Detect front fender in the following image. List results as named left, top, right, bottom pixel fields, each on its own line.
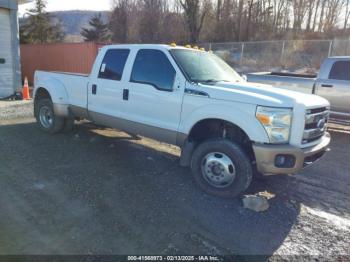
left=179, top=102, right=269, bottom=143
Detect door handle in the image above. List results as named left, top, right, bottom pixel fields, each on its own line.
left=321, top=84, right=333, bottom=88
left=123, top=89, right=129, bottom=100
left=92, top=84, right=97, bottom=94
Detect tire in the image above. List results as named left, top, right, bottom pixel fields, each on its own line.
left=35, top=98, right=65, bottom=134
left=191, top=139, right=252, bottom=198
left=62, top=114, right=75, bottom=133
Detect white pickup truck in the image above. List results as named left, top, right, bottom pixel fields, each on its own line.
left=34, top=44, right=331, bottom=198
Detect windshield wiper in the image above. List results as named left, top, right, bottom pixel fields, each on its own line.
left=191, top=79, right=231, bottom=84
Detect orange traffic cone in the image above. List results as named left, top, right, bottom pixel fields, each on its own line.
left=22, top=77, right=31, bottom=100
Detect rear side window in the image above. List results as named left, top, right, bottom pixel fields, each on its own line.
left=98, top=49, right=130, bottom=81
left=329, top=61, right=350, bottom=81
left=130, top=49, right=176, bottom=91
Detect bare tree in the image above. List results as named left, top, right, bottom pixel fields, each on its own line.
left=292, top=0, right=308, bottom=32
left=323, top=0, right=343, bottom=33
left=214, top=0, right=223, bottom=41
left=179, top=0, right=209, bottom=43
left=236, top=0, right=244, bottom=41
left=106, top=0, right=348, bottom=45
left=272, top=0, right=287, bottom=33
left=138, top=0, right=163, bottom=43
left=305, top=0, right=315, bottom=31
left=246, top=0, right=255, bottom=40
left=311, top=0, right=321, bottom=31
left=344, top=0, right=350, bottom=32
left=318, top=0, right=327, bottom=32
left=109, top=0, right=131, bottom=43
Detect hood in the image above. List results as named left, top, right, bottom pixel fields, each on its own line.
left=196, top=81, right=329, bottom=108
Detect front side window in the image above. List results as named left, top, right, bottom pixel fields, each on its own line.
left=329, top=61, right=350, bottom=81
left=130, top=49, right=176, bottom=91
left=98, top=49, right=130, bottom=81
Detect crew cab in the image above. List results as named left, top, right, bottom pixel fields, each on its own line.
left=34, top=44, right=331, bottom=198
left=246, top=57, right=350, bottom=124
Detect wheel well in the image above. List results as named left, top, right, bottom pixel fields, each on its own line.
left=35, top=87, right=51, bottom=102
left=34, top=88, right=51, bottom=115
left=188, top=119, right=255, bottom=161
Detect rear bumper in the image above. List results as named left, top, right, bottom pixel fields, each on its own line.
left=253, top=132, right=331, bottom=175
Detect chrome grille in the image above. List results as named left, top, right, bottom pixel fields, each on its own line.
left=302, top=107, right=329, bottom=144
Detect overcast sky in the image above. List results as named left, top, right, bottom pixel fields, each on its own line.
left=18, top=0, right=112, bottom=16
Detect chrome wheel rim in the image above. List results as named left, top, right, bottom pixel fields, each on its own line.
left=39, top=106, right=54, bottom=129
left=201, top=152, right=236, bottom=188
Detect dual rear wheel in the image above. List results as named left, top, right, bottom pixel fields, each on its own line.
left=35, top=98, right=74, bottom=134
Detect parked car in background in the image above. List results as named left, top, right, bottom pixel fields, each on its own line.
left=246, top=57, right=350, bottom=123
left=33, top=44, right=330, bottom=198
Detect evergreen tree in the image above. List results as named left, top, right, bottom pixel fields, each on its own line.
left=81, top=13, right=110, bottom=42
left=20, top=0, right=65, bottom=44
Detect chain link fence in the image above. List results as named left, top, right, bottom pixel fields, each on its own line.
left=202, top=38, right=350, bottom=74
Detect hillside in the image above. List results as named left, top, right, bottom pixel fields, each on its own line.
left=20, top=10, right=110, bottom=42
left=52, top=10, right=110, bottom=36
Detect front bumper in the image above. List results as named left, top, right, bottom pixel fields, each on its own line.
left=253, top=132, right=331, bottom=175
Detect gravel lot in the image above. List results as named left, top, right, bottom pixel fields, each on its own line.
left=0, top=104, right=349, bottom=256
left=0, top=100, right=33, bottom=120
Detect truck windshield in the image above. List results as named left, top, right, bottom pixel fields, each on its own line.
left=170, top=49, right=243, bottom=84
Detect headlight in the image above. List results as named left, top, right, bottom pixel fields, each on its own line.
left=256, top=106, right=292, bottom=144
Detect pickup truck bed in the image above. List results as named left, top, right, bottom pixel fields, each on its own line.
left=35, top=71, right=88, bottom=112
left=246, top=72, right=316, bottom=94
left=51, top=72, right=90, bottom=77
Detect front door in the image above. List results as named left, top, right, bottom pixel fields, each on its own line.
left=121, top=49, right=184, bottom=145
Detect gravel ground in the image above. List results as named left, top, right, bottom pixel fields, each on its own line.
left=0, top=100, right=33, bottom=120
left=0, top=111, right=349, bottom=257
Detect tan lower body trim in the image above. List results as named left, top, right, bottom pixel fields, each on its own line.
left=88, top=111, right=187, bottom=147
left=253, top=133, right=330, bottom=175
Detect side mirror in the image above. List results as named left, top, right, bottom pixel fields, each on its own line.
left=242, top=74, right=247, bottom=82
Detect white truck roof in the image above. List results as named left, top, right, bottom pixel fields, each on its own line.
left=100, top=44, right=203, bottom=52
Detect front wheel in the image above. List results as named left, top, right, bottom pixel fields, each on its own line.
left=191, top=139, right=252, bottom=198
left=35, top=98, right=65, bottom=134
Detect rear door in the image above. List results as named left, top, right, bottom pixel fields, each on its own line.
left=88, top=48, right=130, bottom=121
left=315, top=60, right=350, bottom=115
